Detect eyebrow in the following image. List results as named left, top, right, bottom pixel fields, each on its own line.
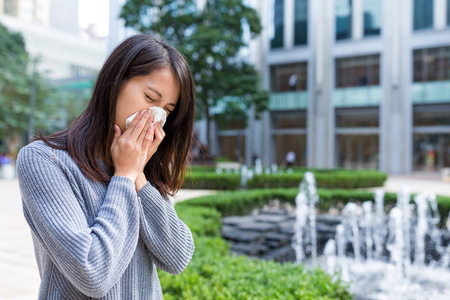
left=147, top=86, right=177, bottom=107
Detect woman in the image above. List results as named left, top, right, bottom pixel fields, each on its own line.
left=16, top=34, right=195, bottom=299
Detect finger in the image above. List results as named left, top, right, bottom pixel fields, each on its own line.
left=137, top=115, right=153, bottom=145
left=121, top=110, right=145, bottom=140
left=111, top=124, right=121, bottom=150
left=142, top=122, right=156, bottom=150
left=128, top=110, right=153, bottom=142
left=153, top=122, right=165, bottom=144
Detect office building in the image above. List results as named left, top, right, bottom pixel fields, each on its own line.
left=211, top=0, right=450, bottom=174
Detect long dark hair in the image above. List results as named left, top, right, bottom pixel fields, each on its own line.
left=33, top=34, right=195, bottom=198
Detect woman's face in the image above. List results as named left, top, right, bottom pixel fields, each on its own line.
left=115, top=67, right=180, bottom=133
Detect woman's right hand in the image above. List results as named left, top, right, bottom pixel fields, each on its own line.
left=111, top=109, right=156, bottom=182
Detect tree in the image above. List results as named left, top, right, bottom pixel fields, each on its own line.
left=120, top=0, right=269, bottom=149
left=0, top=22, right=57, bottom=156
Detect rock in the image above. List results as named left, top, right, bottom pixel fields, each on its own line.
left=254, top=214, right=287, bottom=224
left=287, top=211, right=296, bottom=220
left=237, top=221, right=277, bottom=232
left=278, top=220, right=296, bottom=235
left=261, top=245, right=296, bottom=262
left=264, top=232, right=292, bottom=242
left=221, top=225, right=235, bottom=233
left=316, top=214, right=344, bottom=226
left=221, top=230, right=263, bottom=243
left=259, top=208, right=288, bottom=215
left=231, top=242, right=269, bottom=255
left=222, top=215, right=256, bottom=226
left=316, top=223, right=337, bottom=235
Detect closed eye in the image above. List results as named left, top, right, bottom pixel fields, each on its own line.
left=145, top=93, right=173, bottom=114
left=145, top=93, right=156, bottom=102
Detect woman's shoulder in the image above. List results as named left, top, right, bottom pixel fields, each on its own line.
left=18, top=140, right=70, bottom=166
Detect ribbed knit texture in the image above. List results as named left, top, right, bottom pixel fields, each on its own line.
left=16, top=140, right=195, bottom=299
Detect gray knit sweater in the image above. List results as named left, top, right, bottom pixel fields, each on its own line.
left=16, top=140, right=194, bottom=299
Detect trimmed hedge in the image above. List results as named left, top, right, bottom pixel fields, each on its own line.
left=157, top=235, right=351, bottom=299
left=183, top=169, right=387, bottom=190
left=156, top=198, right=352, bottom=299
left=247, top=171, right=387, bottom=189
left=176, top=188, right=450, bottom=223
left=183, top=172, right=241, bottom=190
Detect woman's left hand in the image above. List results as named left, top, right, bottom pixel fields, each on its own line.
left=135, top=122, right=165, bottom=192
left=145, top=122, right=165, bottom=164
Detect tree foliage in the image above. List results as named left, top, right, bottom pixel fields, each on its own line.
left=0, top=22, right=56, bottom=155
left=120, top=0, right=269, bottom=146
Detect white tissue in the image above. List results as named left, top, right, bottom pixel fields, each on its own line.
left=125, top=107, right=167, bottom=129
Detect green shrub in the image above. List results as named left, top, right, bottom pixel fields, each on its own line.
left=247, top=171, right=387, bottom=189
left=175, top=205, right=222, bottom=237
left=183, top=172, right=241, bottom=190
left=177, top=188, right=450, bottom=222
left=158, top=236, right=352, bottom=300
left=183, top=169, right=387, bottom=190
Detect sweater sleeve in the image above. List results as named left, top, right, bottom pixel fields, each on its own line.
left=136, top=182, right=194, bottom=274
left=16, top=146, right=140, bottom=298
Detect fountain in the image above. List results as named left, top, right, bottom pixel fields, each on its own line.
left=292, top=172, right=318, bottom=263
left=293, top=173, right=450, bottom=299
left=255, top=158, right=263, bottom=175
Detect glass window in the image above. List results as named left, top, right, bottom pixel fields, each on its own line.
left=4, top=0, right=19, bottom=16
left=414, top=0, right=434, bottom=31
left=219, top=135, right=246, bottom=163
left=336, top=134, right=379, bottom=169
left=271, top=62, right=308, bottom=92
left=336, top=0, right=352, bottom=40
left=271, top=0, right=284, bottom=49
left=363, top=0, right=381, bottom=36
left=294, top=0, right=308, bottom=45
left=413, top=105, right=450, bottom=126
left=413, top=47, right=450, bottom=82
left=335, top=54, right=380, bottom=88
left=448, top=0, right=450, bottom=26
left=273, top=135, right=307, bottom=167
left=413, top=134, right=450, bottom=172
left=336, top=108, right=379, bottom=128
left=273, top=112, right=307, bottom=129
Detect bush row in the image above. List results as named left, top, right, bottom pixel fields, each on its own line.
left=176, top=188, right=450, bottom=222
left=157, top=235, right=351, bottom=299
left=183, top=170, right=387, bottom=190
left=247, top=171, right=387, bottom=189
left=156, top=201, right=352, bottom=299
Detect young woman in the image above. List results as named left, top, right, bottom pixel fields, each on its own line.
left=16, top=34, right=195, bottom=299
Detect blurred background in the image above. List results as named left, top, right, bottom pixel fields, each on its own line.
left=1, top=1, right=450, bottom=299
left=0, top=0, right=449, bottom=177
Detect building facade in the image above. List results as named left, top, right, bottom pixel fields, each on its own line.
left=211, top=0, right=450, bottom=175
left=0, top=0, right=107, bottom=80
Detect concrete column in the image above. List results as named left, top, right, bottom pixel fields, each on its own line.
left=380, top=0, right=413, bottom=174
left=435, top=0, right=447, bottom=30
left=353, top=0, right=364, bottom=40
left=262, top=110, right=272, bottom=166
left=284, top=0, right=295, bottom=48
left=309, top=0, right=334, bottom=168
left=245, top=105, right=255, bottom=165
left=209, top=119, right=220, bottom=156
left=261, top=0, right=272, bottom=166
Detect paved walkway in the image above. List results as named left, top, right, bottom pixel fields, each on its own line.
left=382, top=174, right=450, bottom=197
left=0, top=175, right=448, bottom=299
